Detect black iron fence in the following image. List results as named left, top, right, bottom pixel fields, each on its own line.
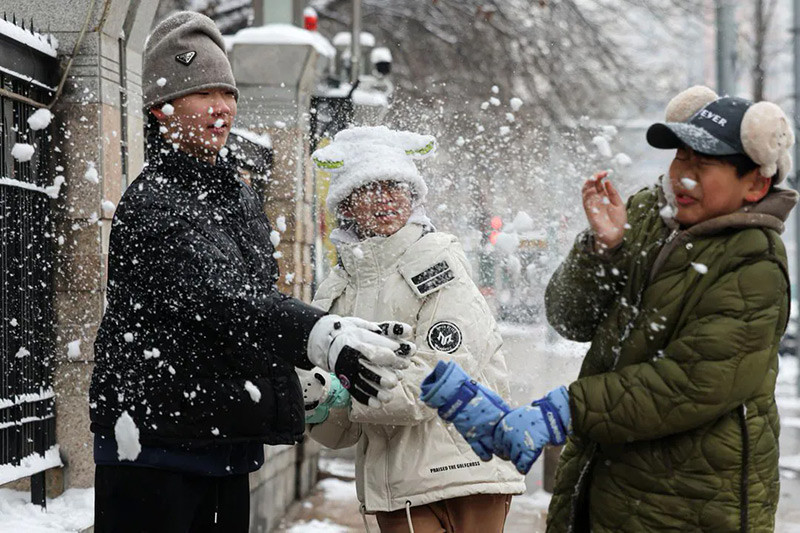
left=0, top=20, right=59, bottom=506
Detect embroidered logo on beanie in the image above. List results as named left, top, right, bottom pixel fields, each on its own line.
left=175, top=51, right=197, bottom=66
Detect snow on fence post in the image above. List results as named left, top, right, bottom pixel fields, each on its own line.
left=0, top=13, right=60, bottom=508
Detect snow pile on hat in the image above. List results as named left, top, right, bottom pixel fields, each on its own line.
left=647, top=85, right=794, bottom=183
left=312, top=126, right=436, bottom=213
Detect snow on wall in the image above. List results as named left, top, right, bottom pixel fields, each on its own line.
left=229, top=24, right=335, bottom=58
left=0, top=18, right=58, bottom=57
left=0, top=445, right=62, bottom=485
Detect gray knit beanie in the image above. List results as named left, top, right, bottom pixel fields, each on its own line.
left=142, top=11, right=238, bottom=111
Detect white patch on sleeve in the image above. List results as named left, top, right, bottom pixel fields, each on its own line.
left=244, top=381, right=262, bottom=403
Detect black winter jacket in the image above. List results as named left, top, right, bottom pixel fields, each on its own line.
left=90, top=146, right=325, bottom=448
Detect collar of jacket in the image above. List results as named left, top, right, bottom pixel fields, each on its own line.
left=150, top=139, right=241, bottom=201
left=337, top=224, right=426, bottom=283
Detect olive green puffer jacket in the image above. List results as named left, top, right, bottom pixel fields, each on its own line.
left=545, top=182, right=797, bottom=533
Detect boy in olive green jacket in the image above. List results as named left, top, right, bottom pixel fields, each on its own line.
left=420, top=86, right=797, bottom=532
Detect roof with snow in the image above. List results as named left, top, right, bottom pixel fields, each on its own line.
left=333, top=31, right=375, bottom=48
left=228, top=24, right=335, bottom=58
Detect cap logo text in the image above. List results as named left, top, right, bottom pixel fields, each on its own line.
left=699, top=109, right=727, bottom=127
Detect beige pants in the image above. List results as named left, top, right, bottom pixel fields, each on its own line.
left=375, top=494, right=513, bottom=533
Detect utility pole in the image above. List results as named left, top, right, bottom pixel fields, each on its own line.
left=351, top=0, right=362, bottom=85
left=716, top=0, right=737, bottom=95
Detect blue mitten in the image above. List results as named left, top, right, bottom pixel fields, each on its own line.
left=420, top=361, right=511, bottom=461
left=493, top=386, right=571, bottom=474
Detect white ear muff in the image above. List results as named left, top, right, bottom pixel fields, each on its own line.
left=741, top=101, right=794, bottom=183
left=664, top=85, right=718, bottom=123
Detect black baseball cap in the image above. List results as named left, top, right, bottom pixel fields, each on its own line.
left=646, top=96, right=753, bottom=156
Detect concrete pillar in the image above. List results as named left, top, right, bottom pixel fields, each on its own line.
left=0, top=0, right=158, bottom=492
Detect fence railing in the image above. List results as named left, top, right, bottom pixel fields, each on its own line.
left=0, top=18, right=59, bottom=507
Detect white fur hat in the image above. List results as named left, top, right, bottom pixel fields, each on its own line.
left=647, top=85, right=794, bottom=183
left=312, top=126, right=436, bottom=213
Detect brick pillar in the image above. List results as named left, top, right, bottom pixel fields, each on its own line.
left=2, top=0, right=158, bottom=492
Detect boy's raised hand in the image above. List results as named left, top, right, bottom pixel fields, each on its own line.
left=582, top=171, right=627, bottom=251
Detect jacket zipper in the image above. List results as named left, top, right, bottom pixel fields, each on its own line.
left=569, top=225, right=681, bottom=531
left=738, top=404, right=750, bottom=533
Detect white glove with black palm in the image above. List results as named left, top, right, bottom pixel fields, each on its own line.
left=307, top=315, right=415, bottom=406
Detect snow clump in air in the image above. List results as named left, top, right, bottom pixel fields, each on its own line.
left=15, top=347, right=30, bottom=358
left=691, top=263, right=708, bottom=274
left=101, top=200, right=116, bottom=217
left=84, top=163, right=99, bottom=184
left=11, top=143, right=35, bottom=162
left=494, top=232, right=520, bottom=255
left=276, top=215, right=287, bottom=232
left=270, top=230, right=281, bottom=247
left=67, top=340, right=81, bottom=360
left=612, top=153, right=632, bottom=167
left=161, top=103, right=175, bottom=116
left=510, top=211, right=534, bottom=233
left=591, top=136, right=612, bottom=158
left=509, top=97, right=523, bottom=111
left=244, top=381, right=262, bottom=403
left=681, top=177, right=697, bottom=190
left=115, top=411, right=142, bottom=461
left=156, top=77, right=167, bottom=87
left=27, top=108, right=53, bottom=130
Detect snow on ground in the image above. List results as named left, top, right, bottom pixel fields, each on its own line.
left=0, top=488, right=93, bottom=533
left=317, top=478, right=357, bottom=502
left=319, top=457, right=356, bottom=480
left=286, top=519, right=348, bottom=533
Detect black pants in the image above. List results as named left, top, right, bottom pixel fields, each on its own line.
left=94, top=465, right=250, bottom=533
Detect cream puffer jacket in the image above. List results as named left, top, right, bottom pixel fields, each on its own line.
left=308, top=224, right=526, bottom=513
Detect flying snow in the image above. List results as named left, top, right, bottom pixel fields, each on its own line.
left=11, top=143, right=35, bottom=162
left=27, top=108, right=53, bottom=130
left=276, top=216, right=287, bottom=232
left=509, top=97, right=523, bottom=111
left=161, top=103, right=175, bottom=116
left=691, top=263, right=708, bottom=274
left=591, top=136, right=612, bottom=159
left=270, top=230, right=281, bottom=247
left=101, top=200, right=116, bottom=217
left=15, top=347, right=30, bottom=358
left=244, top=381, right=262, bottom=403
left=681, top=177, right=697, bottom=190
left=156, top=77, right=167, bottom=87
left=84, top=163, right=99, bottom=184
left=67, top=340, right=81, bottom=360
left=114, top=411, right=142, bottom=461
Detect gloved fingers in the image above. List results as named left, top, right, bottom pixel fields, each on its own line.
left=512, top=446, right=542, bottom=475
left=377, top=321, right=415, bottom=341
left=353, top=339, right=410, bottom=370
left=469, top=440, right=494, bottom=462
left=352, top=379, right=382, bottom=407
left=353, top=328, right=405, bottom=352
left=338, top=315, right=382, bottom=331
left=348, top=384, right=372, bottom=406
left=359, top=361, right=399, bottom=389
left=394, top=341, right=416, bottom=358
